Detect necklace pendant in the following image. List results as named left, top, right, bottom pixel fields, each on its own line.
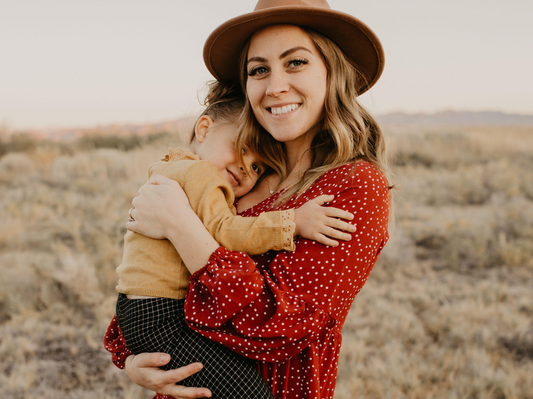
left=269, top=189, right=275, bottom=194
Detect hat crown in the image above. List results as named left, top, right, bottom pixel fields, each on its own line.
left=205, top=0, right=383, bottom=95
left=254, top=0, right=331, bottom=12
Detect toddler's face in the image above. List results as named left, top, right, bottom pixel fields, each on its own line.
left=195, top=120, right=265, bottom=198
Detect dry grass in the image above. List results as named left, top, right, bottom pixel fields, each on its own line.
left=0, top=126, right=532, bottom=398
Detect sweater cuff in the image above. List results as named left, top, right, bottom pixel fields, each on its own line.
left=281, top=209, right=296, bottom=252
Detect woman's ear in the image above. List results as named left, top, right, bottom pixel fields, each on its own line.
left=194, top=115, right=215, bottom=143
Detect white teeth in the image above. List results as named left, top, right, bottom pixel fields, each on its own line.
left=270, top=104, right=299, bottom=115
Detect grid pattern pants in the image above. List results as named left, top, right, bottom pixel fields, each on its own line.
left=116, top=294, right=274, bottom=399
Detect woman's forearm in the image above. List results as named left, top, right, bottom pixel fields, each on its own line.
left=129, top=174, right=220, bottom=274
left=165, top=206, right=220, bottom=274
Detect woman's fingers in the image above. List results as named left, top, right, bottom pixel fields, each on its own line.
left=126, top=201, right=138, bottom=231
left=125, top=354, right=212, bottom=398
left=146, top=173, right=176, bottom=186
left=157, top=363, right=212, bottom=399
left=128, top=352, right=170, bottom=368
left=162, top=385, right=213, bottom=398
left=156, top=364, right=212, bottom=399
left=161, top=361, right=204, bottom=383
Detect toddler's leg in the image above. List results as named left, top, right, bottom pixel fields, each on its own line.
left=116, top=295, right=273, bottom=399
left=164, top=300, right=274, bottom=399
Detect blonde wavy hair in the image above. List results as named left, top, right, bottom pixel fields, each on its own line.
left=235, top=26, right=393, bottom=204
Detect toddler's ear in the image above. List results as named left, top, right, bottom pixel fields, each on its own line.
left=194, top=115, right=214, bottom=143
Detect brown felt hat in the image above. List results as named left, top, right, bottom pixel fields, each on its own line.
left=203, top=0, right=385, bottom=95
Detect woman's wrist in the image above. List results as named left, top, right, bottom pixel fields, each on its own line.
left=166, top=208, right=220, bottom=275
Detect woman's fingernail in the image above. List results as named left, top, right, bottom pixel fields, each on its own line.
left=195, top=363, right=203, bottom=371
left=159, top=354, right=168, bottom=364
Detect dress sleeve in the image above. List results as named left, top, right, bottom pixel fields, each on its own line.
left=103, top=315, right=175, bottom=399
left=103, top=314, right=132, bottom=369
left=185, top=164, right=390, bottom=363
left=185, top=247, right=336, bottom=363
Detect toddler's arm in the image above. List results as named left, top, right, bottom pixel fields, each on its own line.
left=146, top=159, right=353, bottom=257
left=158, top=160, right=293, bottom=255
left=293, top=195, right=356, bottom=247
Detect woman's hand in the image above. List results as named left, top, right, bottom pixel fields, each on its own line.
left=127, top=174, right=219, bottom=274
left=293, top=194, right=356, bottom=247
left=125, top=353, right=212, bottom=398
left=127, top=174, right=191, bottom=240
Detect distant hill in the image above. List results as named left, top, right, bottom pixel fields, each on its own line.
left=9, top=117, right=196, bottom=142
left=377, top=110, right=533, bottom=126
left=6, top=110, right=533, bottom=142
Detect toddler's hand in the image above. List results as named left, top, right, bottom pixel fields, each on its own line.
left=293, top=195, right=356, bottom=247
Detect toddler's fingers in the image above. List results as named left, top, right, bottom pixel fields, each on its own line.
left=310, top=194, right=335, bottom=205
left=324, top=207, right=354, bottom=220
left=325, top=218, right=356, bottom=233
left=314, top=234, right=339, bottom=247
left=321, top=226, right=352, bottom=242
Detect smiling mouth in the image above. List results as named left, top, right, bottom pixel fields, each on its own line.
left=227, top=170, right=240, bottom=186
left=269, top=104, right=300, bottom=115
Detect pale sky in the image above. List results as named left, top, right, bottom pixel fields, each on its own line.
left=1, top=0, right=532, bottom=129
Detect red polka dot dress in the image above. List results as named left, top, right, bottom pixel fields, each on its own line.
left=184, top=161, right=390, bottom=399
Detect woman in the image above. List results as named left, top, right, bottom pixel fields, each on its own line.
left=105, top=0, right=391, bottom=398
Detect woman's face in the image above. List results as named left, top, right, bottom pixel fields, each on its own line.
left=246, top=25, right=328, bottom=146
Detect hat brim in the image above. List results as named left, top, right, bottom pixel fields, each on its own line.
left=204, top=6, right=384, bottom=95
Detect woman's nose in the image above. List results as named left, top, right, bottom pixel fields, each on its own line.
left=265, top=71, right=289, bottom=97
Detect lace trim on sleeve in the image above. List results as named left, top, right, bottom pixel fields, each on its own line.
left=281, top=209, right=296, bottom=251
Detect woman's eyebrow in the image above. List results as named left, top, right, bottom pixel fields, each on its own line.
left=247, top=46, right=313, bottom=64
left=279, top=46, right=312, bottom=59
left=247, top=56, right=267, bottom=64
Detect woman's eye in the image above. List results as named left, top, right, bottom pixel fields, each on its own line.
left=252, top=164, right=261, bottom=174
left=248, top=66, right=268, bottom=76
left=289, top=58, right=308, bottom=68
left=241, top=147, right=246, bottom=154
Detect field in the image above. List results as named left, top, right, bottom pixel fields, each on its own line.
left=0, top=125, right=532, bottom=398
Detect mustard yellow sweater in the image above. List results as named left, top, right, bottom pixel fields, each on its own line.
left=116, top=148, right=295, bottom=300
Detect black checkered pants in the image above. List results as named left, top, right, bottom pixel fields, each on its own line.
left=116, top=294, right=273, bottom=399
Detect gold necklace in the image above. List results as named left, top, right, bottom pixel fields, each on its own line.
left=267, top=175, right=278, bottom=195
left=268, top=170, right=303, bottom=195
left=268, top=152, right=308, bottom=195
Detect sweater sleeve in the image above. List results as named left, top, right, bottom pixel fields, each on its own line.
left=184, top=163, right=390, bottom=363
left=159, top=160, right=296, bottom=253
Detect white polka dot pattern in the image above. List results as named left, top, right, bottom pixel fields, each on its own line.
left=185, top=161, right=390, bottom=399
